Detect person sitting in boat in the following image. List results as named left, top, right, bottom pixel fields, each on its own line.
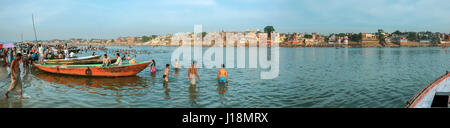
left=58, top=52, right=64, bottom=59
left=113, top=53, right=122, bottom=66
left=102, top=54, right=111, bottom=67
left=69, top=52, right=75, bottom=58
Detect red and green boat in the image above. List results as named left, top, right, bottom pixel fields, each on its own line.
left=34, top=61, right=151, bottom=77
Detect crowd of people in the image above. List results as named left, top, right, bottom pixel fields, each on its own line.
left=2, top=44, right=230, bottom=99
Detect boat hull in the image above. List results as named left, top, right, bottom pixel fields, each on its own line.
left=34, top=62, right=150, bottom=77
left=406, top=71, right=450, bottom=108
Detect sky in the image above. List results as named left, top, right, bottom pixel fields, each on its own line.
left=1, top=0, right=450, bottom=42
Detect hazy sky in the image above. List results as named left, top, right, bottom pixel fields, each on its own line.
left=1, top=0, right=449, bottom=42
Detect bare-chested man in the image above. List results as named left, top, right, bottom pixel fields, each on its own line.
left=163, top=64, right=170, bottom=82
left=217, top=64, right=228, bottom=83
left=188, top=61, right=200, bottom=85
left=4, top=53, right=23, bottom=99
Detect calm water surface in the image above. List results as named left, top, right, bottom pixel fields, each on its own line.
left=0, top=47, right=448, bottom=108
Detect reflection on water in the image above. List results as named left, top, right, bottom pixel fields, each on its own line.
left=163, top=82, right=170, bottom=100
left=189, top=84, right=198, bottom=106
left=31, top=68, right=148, bottom=97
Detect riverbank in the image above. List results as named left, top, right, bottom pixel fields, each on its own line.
left=35, top=41, right=450, bottom=48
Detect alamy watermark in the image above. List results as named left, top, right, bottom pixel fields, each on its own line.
left=170, top=25, right=279, bottom=79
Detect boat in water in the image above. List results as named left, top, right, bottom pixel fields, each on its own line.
left=44, top=55, right=101, bottom=64
left=44, top=58, right=117, bottom=65
left=405, top=71, right=450, bottom=108
left=34, top=61, right=151, bottom=77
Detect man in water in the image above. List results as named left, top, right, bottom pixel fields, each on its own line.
left=102, top=54, right=111, bottom=67
left=92, top=52, right=96, bottom=56
left=188, top=61, right=200, bottom=85
left=113, top=53, right=122, bottom=66
left=174, top=59, right=180, bottom=69
left=4, top=53, right=23, bottom=99
left=163, top=64, right=170, bottom=82
left=217, top=64, right=228, bottom=83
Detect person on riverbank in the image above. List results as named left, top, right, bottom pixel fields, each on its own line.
left=217, top=64, right=228, bottom=83
left=188, top=61, right=200, bottom=85
left=163, top=64, right=170, bottom=82
left=102, top=54, right=111, bottom=67
left=4, top=53, right=23, bottom=99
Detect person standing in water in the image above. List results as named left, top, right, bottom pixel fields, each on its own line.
left=150, top=59, right=156, bottom=73
left=163, top=64, right=170, bottom=82
left=188, top=61, right=200, bottom=85
left=4, top=53, right=23, bottom=99
left=217, top=64, right=228, bottom=83
left=173, top=59, right=180, bottom=69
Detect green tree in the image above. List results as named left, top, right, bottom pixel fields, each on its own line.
left=202, top=32, right=208, bottom=38
left=151, top=35, right=158, bottom=39
left=304, top=34, right=313, bottom=39
left=393, top=30, right=402, bottom=35
left=349, top=33, right=361, bottom=42
left=264, top=26, right=275, bottom=38
left=407, top=32, right=418, bottom=41
left=142, top=36, right=150, bottom=42
left=337, top=33, right=346, bottom=37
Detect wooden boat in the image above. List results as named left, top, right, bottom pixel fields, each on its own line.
left=405, top=71, right=450, bottom=108
left=34, top=61, right=151, bottom=77
left=44, top=58, right=117, bottom=65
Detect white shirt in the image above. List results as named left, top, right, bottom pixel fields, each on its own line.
left=114, top=56, right=122, bottom=66
left=38, top=46, right=44, bottom=55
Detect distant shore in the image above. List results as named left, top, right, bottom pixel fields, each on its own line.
left=36, top=42, right=449, bottom=48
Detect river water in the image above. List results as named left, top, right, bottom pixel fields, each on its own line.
left=0, top=47, right=448, bottom=108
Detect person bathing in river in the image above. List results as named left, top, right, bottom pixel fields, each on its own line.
left=188, top=61, right=200, bottom=85
left=163, top=64, right=170, bottom=82
left=217, top=64, right=228, bottom=83
left=4, top=53, right=23, bottom=99
left=173, top=59, right=180, bottom=69
left=150, top=59, right=156, bottom=73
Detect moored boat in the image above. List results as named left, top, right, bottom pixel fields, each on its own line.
left=405, top=71, right=450, bottom=108
left=44, top=58, right=117, bottom=65
left=45, top=55, right=101, bottom=63
left=34, top=61, right=151, bottom=77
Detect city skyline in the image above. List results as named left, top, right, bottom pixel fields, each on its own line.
left=1, top=0, right=450, bottom=42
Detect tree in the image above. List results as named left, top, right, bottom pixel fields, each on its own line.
left=151, top=35, right=158, bottom=39
left=202, top=32, right=208, bottom=38
left=393, top=30, right=402, bottom=35
left=349, top=33, right=361, bottom=42
left=142, top=36, right=150, bottom=42
left=407, top=32, right=418, bottom=41
left=304, top=34, right=313, bottom=39
left=264, top=26, right=275, bottom=38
